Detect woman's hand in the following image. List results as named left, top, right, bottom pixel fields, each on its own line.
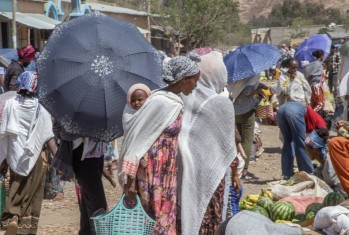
left=124, top=177, right=137, bottom=208
left=231, top=165, right=241, bottom=194
left=232, top=174, right=241, bottom=194
left=140, top=157, right=148, bottom=168
left=251, top=89, right=266, bottom=98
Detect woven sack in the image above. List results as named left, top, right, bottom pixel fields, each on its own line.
left=256, top=99, right=274, bottom=119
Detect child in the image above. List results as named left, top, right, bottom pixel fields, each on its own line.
left=120, top=83, right=152, bottom=207
left=127, top=83, right=151, bottom=111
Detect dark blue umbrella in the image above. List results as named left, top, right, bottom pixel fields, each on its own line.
left=294, top=34, right=331, bottom=65
left=224, top=43, right=281, bottom=83
left=37, top=12, right=164, bottom=142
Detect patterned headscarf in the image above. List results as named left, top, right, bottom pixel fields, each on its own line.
left=17, top=45, right=36, bottom=61
left=162, top=56, right=200, bottom=84
left=305, top=130, right=327, bottom=159
left=186, top=51, right=201, bottom=62
left=18, top=71, right=38, bottom=94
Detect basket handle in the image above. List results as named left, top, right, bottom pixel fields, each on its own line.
left=120, top=194, right=141, bottom=210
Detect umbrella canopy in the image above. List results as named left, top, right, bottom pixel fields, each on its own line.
left=37, top=12, right=164, bottom=142
left=294, top=34, right=332, bottom=65
left=223, top=43, right=281, bottom=83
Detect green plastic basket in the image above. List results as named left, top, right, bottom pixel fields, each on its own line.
left=0, top=174, right=6, bottom=216
left=93, top=194, right=155, bottom=235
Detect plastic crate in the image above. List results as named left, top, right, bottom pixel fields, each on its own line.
left=0, top=174, right=6, bottom=216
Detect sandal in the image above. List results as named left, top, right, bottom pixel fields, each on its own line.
left=242, top=172, right=259, bottom=180
left=5, top=216, right=18, bottom=235
left=241, top=174, right=252, bottom=180
left=53, top=193, right=64, bottom=201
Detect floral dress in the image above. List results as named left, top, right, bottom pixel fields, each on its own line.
left=199, top=157, right=240, bottom=234
left=137, top=114, right=182, bottom=235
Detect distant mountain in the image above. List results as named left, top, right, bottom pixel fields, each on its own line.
left=237, top=0, right=349, bottom=23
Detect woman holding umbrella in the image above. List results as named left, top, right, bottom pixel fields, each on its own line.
left=224, top=43, right=282, bottom=180
left=231, top=79, right=266, bottom=179
left=119, top=56, right=200, bottom=234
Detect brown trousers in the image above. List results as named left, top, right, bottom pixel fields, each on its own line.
left=2, top=156, right=47, bottom=234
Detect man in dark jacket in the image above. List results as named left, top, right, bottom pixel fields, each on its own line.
left=4, top=45, right=35, bottom=92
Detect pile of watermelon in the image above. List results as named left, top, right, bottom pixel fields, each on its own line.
left=242, top=191, right=346, bottom=225
left=301, top=192, right=345, bottom=222
left=247, top=195, right=296, bottom=222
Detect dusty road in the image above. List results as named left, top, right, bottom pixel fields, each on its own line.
left=1, top=124, right=324, bottom=234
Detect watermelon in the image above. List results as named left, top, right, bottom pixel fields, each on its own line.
left=256, top=196, right=274, bottom=216
left=305, top=211, right=316, bottom=220
left=247, top=205, right=269, bottom=218
left=294, top=214, right=305, bottom=221
left=323, top=192, right=345, bottom=207
left=270, top=202, right=295, bottom=221
left=304, top=202, right=323, bottom=220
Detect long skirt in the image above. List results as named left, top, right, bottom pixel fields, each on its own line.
left=328, top=136, right=349, bottom=194
left=198, top=156, right=241, bottom=234
left=136, top=115, right=182, bottom=235
left=199, top=179, right=225, bottom=234
left=1, top=156, right=46, bottom=234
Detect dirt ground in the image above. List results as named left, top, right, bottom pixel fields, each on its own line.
left=0, top=124, right=325, bottom=234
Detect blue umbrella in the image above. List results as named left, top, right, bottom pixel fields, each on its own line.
left=37, top=12, right=164, bottom=142
left=224, top=43, right=281, bottom=83
left=294, top=34, right=331, bottom=65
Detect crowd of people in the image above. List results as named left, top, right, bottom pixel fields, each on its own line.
left=0, top=39, right=348, bottom=235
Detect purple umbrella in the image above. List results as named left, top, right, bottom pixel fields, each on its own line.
left=294, top=34, right=332, bottom=65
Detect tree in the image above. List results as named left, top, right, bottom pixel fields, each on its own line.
left=252, top=0, right=345, bottom=28
left=249, top=16, right=269, bottom=28
left=98, top=0, right=149, bottom=11
left=153, top=0, right=239, bottom=54
left=343, top=12, right=349, bottom=32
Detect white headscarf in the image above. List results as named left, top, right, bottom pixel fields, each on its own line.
left=227, top=75, right=260, bottom=102
left=178, top=51, right=236, bottom=234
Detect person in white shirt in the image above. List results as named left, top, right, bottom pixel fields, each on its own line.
left=0, top=71, right=57, bottom=235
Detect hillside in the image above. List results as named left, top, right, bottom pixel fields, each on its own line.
left=238, top=0, right=349, bottom=23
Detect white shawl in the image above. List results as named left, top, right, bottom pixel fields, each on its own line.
left=118, top=90, right=183, bottom=185
left=178, top=51, right=236, bottom=235
left=0, top=96, right=54, bottom=176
